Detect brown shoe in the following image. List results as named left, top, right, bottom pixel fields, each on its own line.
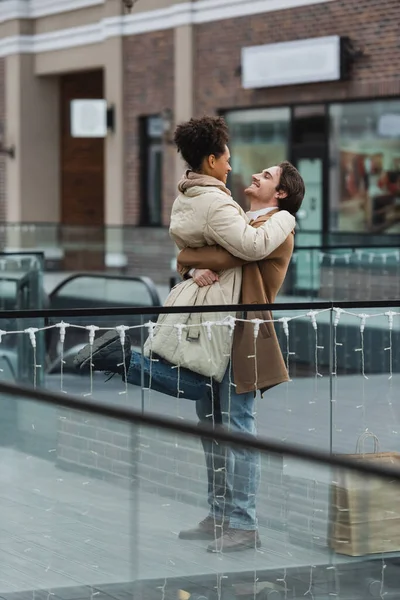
left=178, top=516, right=228, bottom=540
left=207, top=528, right=261, bottom=553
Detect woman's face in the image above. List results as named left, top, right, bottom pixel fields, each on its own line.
left=204, top=145, right=232, bottom=184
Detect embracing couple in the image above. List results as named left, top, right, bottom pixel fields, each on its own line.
left=74, top=116, right=305, bottom=553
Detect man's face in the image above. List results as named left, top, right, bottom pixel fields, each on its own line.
left=245, top=165, right=282, bottom=204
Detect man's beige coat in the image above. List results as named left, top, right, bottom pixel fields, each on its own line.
left=144, top=173, right=295, bottom=382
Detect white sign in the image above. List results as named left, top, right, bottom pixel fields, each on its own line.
left=70, top=99, right=108, bottom=138
left=378, top=114, right=400, bottom=138
left=242, top=35, right=342, bottom=89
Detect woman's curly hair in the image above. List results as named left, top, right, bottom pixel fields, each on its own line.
left=174, top=116, right=229, bottom=171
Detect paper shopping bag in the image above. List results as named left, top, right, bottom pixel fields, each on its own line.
left=330, top=432, right=400, bottom=556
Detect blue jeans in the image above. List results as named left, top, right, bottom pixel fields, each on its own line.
left=196, top=366, right=261, bottom=531
left=126, top=351, right=210, bottom=401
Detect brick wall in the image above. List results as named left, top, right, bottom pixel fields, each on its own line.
left=124, top=30, right=175, bottom=227
left=0, top=58, right=6, bottom=233
left=194, top=0, right=400, bottom=115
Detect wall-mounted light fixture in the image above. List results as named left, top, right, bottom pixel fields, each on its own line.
left=122, top=0, right=139, bottom=12
left=107, top=105, right=115, bottom=132
left=0, top=124, right=15, bottom=158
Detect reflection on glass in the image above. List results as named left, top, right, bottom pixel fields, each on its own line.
left=1, top=386, right=400, bottom=598
left=285, top=246, right=400, bottom=300
left=330, top=100, right=400, bottom=234
left=226, top=108, right=290, bottom=208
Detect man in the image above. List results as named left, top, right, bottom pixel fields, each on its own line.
left=175, top=161, right=304, bottom=552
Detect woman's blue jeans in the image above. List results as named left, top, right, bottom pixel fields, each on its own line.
left=126, top=350, right=210, bottom=401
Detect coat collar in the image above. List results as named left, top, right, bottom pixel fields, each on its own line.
left=249, top=207, right=279, bottom=225
left=250, top=208, right=295, bottom=235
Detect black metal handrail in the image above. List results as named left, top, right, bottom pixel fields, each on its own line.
left=293, top=244, right=400, bottom=252
left=0, top=378, right=399, bottom=484
left=0, top=298, right=397, bottom=321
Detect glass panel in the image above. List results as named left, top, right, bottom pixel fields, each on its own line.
left=50, top=274, right=160, bottom=308
left=0, top=252, right=44, bottom=310
left=0, top=302, right=397, bottom=449
left=226, top=108, right=290, bottom=208
left=329, top=100, right=400, bottom=234
left=1, top=380, right=400, bottom=598
left=0, top=398, right=136, bottom=593
left=2, top=223, right=399, bottom=298
left=285, top=247, right=400, bottom=300
left=147, top=143, right=163, bottom=226
left=147, top=115, right=164, bottom=138
left=133, top=425, right=400, bottom=600
left=294, top=158, right=323, bottom=292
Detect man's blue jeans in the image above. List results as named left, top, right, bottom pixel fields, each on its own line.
left=196, top=366, right=261, bottom=531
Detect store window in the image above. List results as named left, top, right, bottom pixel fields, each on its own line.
left=329, top=101, right=400, bottom=234
left=140, top=115, right=163, bottom=226
left=225, top=108, right=290, bottom=208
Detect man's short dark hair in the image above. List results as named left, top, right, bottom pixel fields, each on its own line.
left=174, top=116, right=229, bottom=172
left=276, top=161, right=305, bottom=215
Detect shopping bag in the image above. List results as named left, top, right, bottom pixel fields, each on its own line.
left=330, top=432, right=400, bottom=556
left=125, top=350, right=211, bottom=401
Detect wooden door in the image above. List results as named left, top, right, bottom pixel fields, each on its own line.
left=60, top=70, right=105, bottom=270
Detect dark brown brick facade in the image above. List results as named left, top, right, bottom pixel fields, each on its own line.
left=0, top=58, right=6, bottom=229
left=194, top=0, right=400, bottom=115
left=124, top=30, right=175, bottom=227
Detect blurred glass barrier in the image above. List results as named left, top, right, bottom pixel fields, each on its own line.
left=1, top=373, right=400, bottom=599
left=286, top=246, right=400, bottom=299
left=1, top=222, right=400, bottom=297
left=0, top=299, right=398, bottom=461
left=0, top=223, right=176, bottom=285
left=0, top=251, right=44, bottom=310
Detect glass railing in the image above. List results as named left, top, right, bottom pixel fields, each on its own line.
left=295, top=229, right=400, bottom=248
left=1, top=223, right=176, bottom=283
left=0, top=251, right=44, bottom=310
left=2, top=223, right=400, bottom=294
left=0, top=374, right=400, bottom=599
left=286, top=246, right=400, bottom=299
left=0, top=299, right=398, bottom=450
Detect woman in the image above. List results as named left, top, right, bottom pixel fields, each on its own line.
left=142, top=116, right=295, bottom=384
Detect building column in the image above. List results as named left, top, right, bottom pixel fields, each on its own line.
left=174, top=24, right=194, bottom=184
left=102, top=0, right=125, bottom=266
left=104, top=33, right=125, bottom=267
left=5, top=53, right=59, bottom=248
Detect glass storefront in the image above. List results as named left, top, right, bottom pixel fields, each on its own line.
left=329, top=101, right=400, bottom=234
left=225, top=108, right=290, bottom=208
left=226, top=99, right=400, bottom=236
